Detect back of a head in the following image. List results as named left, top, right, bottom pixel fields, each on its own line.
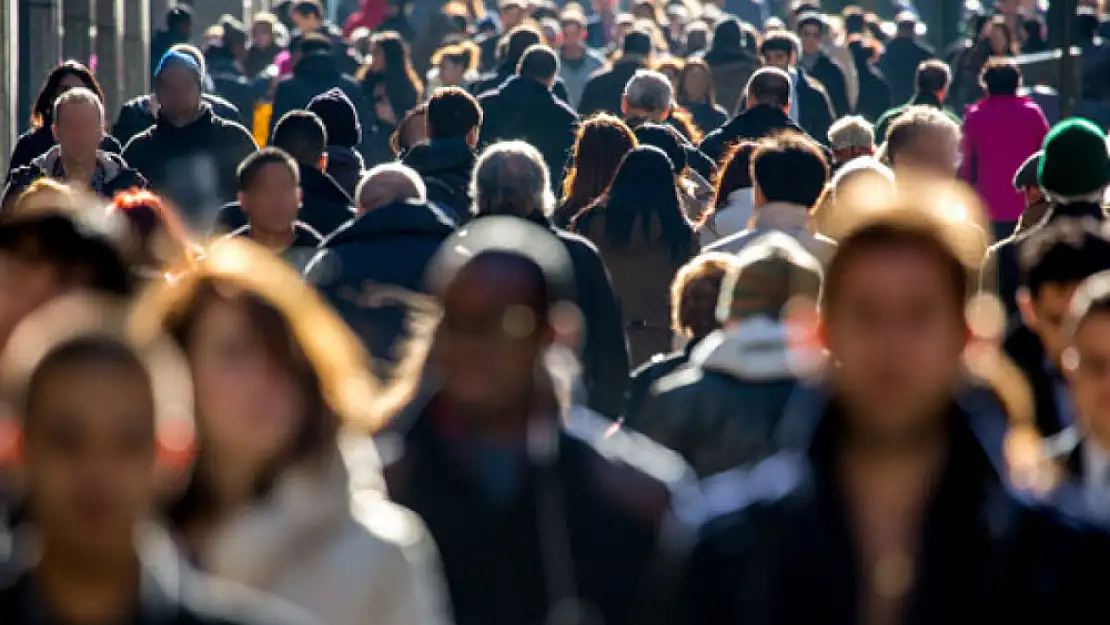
left=718, top=231, right=823, bottom=324
left=915, top=59, right=950, bottom=96
left=980, top=57, right=1021, bottom=97
left=167, top=5, right=193, bottom=30
left=752, top=132, right=829, bottom=208
left=711, top=17, right=744, bottom=53
left=884, top=105, right=960, bottom=166
left=596, top=145, right=691, bottom=261
left=427, top=86, right=483, bottom=140
left=634, top=123, right=686, bottom=174
left=714, top=142, right=757, bottom=208
left=518, top=44, right=559, bottom=82
left=307, top=87, right=361, bottom=148
left=672, top=253, right=736, bottom=340
left=623, top=69, right=674, bottom=115
left=1020, top=218, right=1110, bottom=299
left=843, top=7, right=866, bottom=35
left=272, top=110, right=327, bottom=166
left=827, top=116, right=874, bottom=153
left=622, top=28, right=654, bottom=57
left=356, top=163, right=427, bottom=212
left=746, top=67, right=792, bottom=109
left=471, top=141, right=554, bottom=218
left=502, top=25, right=543, bottom=66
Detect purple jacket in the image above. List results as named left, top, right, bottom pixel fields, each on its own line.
left=960, top=95, right=1049, bottom=223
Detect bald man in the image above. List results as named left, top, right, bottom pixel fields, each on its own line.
left=306, top=162, right=454, bottom=370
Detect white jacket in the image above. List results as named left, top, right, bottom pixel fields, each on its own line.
left=199, top=439, right=451, bottom=625
left=698, top=187, right=755, bottom=247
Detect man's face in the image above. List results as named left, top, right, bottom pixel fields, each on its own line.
left=53, top=102, right=103, bottom=162
left=154, top=65, right=201, bottom=122
left=763, top=50, right=793, bottom=70
left=1023, top=282, right=1080, bottom=368
left=435, top=258, right=549, bottom=420
left=562, top=22, right=584, bottom=46
left=23, top=360, right=155, bottom=558
left=1067, top=312, right=1110, bottom=444
left=824, top=245, right=967, bottom=438
left=893, top=131, right=959, bottom=179
left=799, top=25, right=823, bottom=55
left=241, top=163, right=300, bottom=234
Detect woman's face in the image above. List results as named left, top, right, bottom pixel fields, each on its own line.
left=682, top=67, right=710, bottom=101
left=252, top=24, right=273, bottom=48
left=188, top=299, right=304, bottom=473
left=439, top=58, right=465, bottom=86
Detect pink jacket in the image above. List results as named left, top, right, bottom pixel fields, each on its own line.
left=959, top=95, right=1049, bottom=223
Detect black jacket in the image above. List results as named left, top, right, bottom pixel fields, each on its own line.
left=578, top=57, right=647, bottom=117
left=122, top=105, right=257, bottom=230
left=806, top=52, right=850, bottom=117
left=305, top=200, right=454, bottom=371
left=324, top=145, right=365, bottom=199
left=207, top=58, right=257, bottom=128
left=625, top=344, right=695, bottom=425
left=680, top=400, right=1110, bottom=625
left=680, top=100, right=729, bottom=136
left=227, top=222, right=323, bottom=271
left=879, top=36, right=936, bottom=106
left=702, top=49, right=759, bottom=117
left=2, top=146, right=147, bottom=211
left=6, top=125, right=121, bottom=176
left=794, top=68, right=837, bottom=146
left=112, top=93, right=243, bottom=147
left=469, top=70, right=572, bottom=106
left=401, top=138, right=475, bottom=222
left=269, top=54, right=368, bottom=140
left=214, top=164, right=355, bottom=238
left=699, top=104, right=806, bottom=165
left=383, top=397, right=696, bottom=625
left=479, top=76, right=578, bottom=190
left=849, top=40, right=892, bottom=122
left=1004, top=323, right=1069, bottom=439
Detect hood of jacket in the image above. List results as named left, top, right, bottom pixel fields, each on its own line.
left=293, top=52, right=341, bottom=82
left=300, top=162, right=353, bottom=205
left=401, top=138, right=475, bottom=179
left=29, top=145, right=133, bottom=184
left=690, top=318, right=815, bottom=381
left=724, top=104, right=802, bottom=136
left=324, top=200, right=456, bottom=248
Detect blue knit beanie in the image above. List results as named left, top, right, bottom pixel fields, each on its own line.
left=154, top=50, right=203, bottom=87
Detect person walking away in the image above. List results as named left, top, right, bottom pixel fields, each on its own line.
left=579, top=28, right=654, bottom=116
left=959, top=58, right=1049, bottom=242
left=135, top=241, right=448, bottom=625
left=883, top=106, right=962, bottom=181
left=634, top=233, right=823, bottom=478
left=7, top=62, right=122, bottom=176
left=632, top=122, right=715, bottom=223
left=558, top=8, right=607, bottom=109
left=705, top=133, right=835, bottom=264
left=555, top=114, right=637, bottom=229
left=620, top=70, right=717, bottom=180
left=572, top=145, right=698, bottom=367
left=215, top=111, right=354, bottom=237
left=151, top=5, right=194, bottom=79
left=121, top=51, right=257, bottom=231
left=479, top=45, right=578, bottom=191
left=3, top=89, right=146, bottom=211
left=471, top=141, right=629, bottom=418
left=847, top=38, right=891, bottom=123
left=471, top=25, right=574, bottom=103
left=270, top=34, right=368, bottom=141
left=702, top=18, right=758, bottom=118
left=205, top=40, right=257, bottom=129
left=383, top=216, right=697, bottom=625
left=306, top=163, right=454, bottom=372
left=679, top=195, right=1110, bottom=625
left=878, top=13, right=935, bottom=107
left=308, top=88, right=367, bottom=198
left=827, top=115, right=874, bottom=171
left=696, top=141, right=756, bottom=246
left=225, top=148, right=323, bottom=270
left=402, top=87, right=481, bottom=221
left=700, top=68, right=812, bottom=165
left=759, top=31, right=836, bottom=148
left=676, top=58, right=728, bottom=136
left=874, top=59, right=956, bottom=144
left=796, top=13, right=850, bottom=117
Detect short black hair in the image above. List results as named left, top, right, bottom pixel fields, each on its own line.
left=896, top=11, right=918, bottom=36
left=746, top=68, right=792, bottom=108
left=622, top=29, right=654, bottom=56
left=843, top=7, right=866, bottom=34
left=292, top=0, right=323, bottom=19
left=237, top=147, right=301, bottom=192
left=915, top=59, right=950, bottom=95
left=166, top=5, right=193, bottom=30
left=427, top=87, right=482, bottom=139
left=0, top=211, right=132, bottom=296
left=796, top=13, right=827, bottom=34
left=981, top=58, right=1021, bottom=96
left=518, top=44, right=559, bottom=81
left=271, top=110, right=327, bottom=165
left=751, top=132, right=829, bottom=208
left=1020, top=219, right=1110, bottom=297
left=760, top=31, right=799, bottom=58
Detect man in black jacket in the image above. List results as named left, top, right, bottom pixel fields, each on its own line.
left=578, top=28, right=653, bottom=116
left=680, top=203, right=1110, bottom=625
left=469, top=141, right=630, bottom=418
left=306, top=163, right=454, bottom=372
left=479, top=45, right=578, bottom=191
left=383, top=216, right=697, bottom=625
left=402, top=87, right=481, bottom=221
left=796, top=13, right=850, bottom=117
left=874, top=59, right=958, bottom=144
left=269, top=34, right=368, bottom=140
left=699, top=67, right=810, bottom=165
left=122, top=51, right=257, bottom=230
left=879, top=13, right=935, bottom=107
left=215, top=111, right=354, bottom=237
left=759, top=31, right=836, bottom=147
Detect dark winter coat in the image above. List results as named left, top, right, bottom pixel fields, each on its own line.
left=702, top=49, right=759, bottom=117
left=401, top=138, right=475, bottom=222
left=479, top=77, right=578, bottom=190
left=879, top=36, right=936, bottom=106
left=805, top=52, right=851, bottom=118
left=227, top=222, right=323, bottom=271
left=699, top=104, right=806, bottom=165
left=305, top=200, right=454, bottom=371
left=794, top=68, right=837, bottom=146
left=848, top=40, right=892, bottom=122
left=270, top=54, right=368, bottom=140
left=121, top=105, right=257, bottom=229
left=6, top=125, right=122, bottom=176
left=208, top=57, right=257, bottom=129
left=2, top=146, right=147, bottom=211
left=680, top=100, right=729, bottom=135
left=679, top=400, right=1110, bottom=625
left=625, top=343, right=697, bottom=425
left=245, top=43, right=284, bottom=78
left=1004, top=323, right=1071, bottom=439
left=469, top=70, right=572, bottom=107
left=578, top=57, right=648, bottom=117
left=214, top=164, right=355, bottom=238
left=324, top=145, right=365, bottom=199
left=112, top=93, right=243, bottom=147
left=383, top=395, right=697, bottom=625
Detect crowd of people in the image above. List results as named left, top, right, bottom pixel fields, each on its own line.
left=3, top=0, right=1110, bottom=623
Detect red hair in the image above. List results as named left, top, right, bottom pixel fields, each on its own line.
left=109, top=189, right=198, bottom=270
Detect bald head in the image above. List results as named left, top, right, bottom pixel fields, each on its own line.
left=355, top=163, right=427, bottom=214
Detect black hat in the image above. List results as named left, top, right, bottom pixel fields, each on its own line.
left=308, top=88, right=362, bottom=148
left=1013, top=151, right=1041, bottom=191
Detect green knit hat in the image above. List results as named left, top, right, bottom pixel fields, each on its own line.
left=1038, top=118, right=1110, bottom=201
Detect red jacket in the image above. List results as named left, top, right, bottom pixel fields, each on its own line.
left=342, top=0, right=386, bottom=36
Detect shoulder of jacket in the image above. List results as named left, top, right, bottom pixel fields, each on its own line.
left=699, top=452, right=811, bottom=525
left=565, top=406, right=696, bottom=491
left=650, top=364, right=704, bottom=396
left=349, top=492, right=434, bottom=553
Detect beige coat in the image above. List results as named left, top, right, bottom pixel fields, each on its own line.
left=199, top=440, right=451, bottom=625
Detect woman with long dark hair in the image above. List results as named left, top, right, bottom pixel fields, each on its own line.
left=7, top=61, right=122, bottom=175
left=134, top=239, right=445, bottom=625
left=676, top=58, right=728, bottom=135
left=357, top=31, right=424, bottom=123
left=555, top=114, right=637, bottom=228
left=697, top=141, right=756, bottom=246
left=572, top=145, right=698, bottom=365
